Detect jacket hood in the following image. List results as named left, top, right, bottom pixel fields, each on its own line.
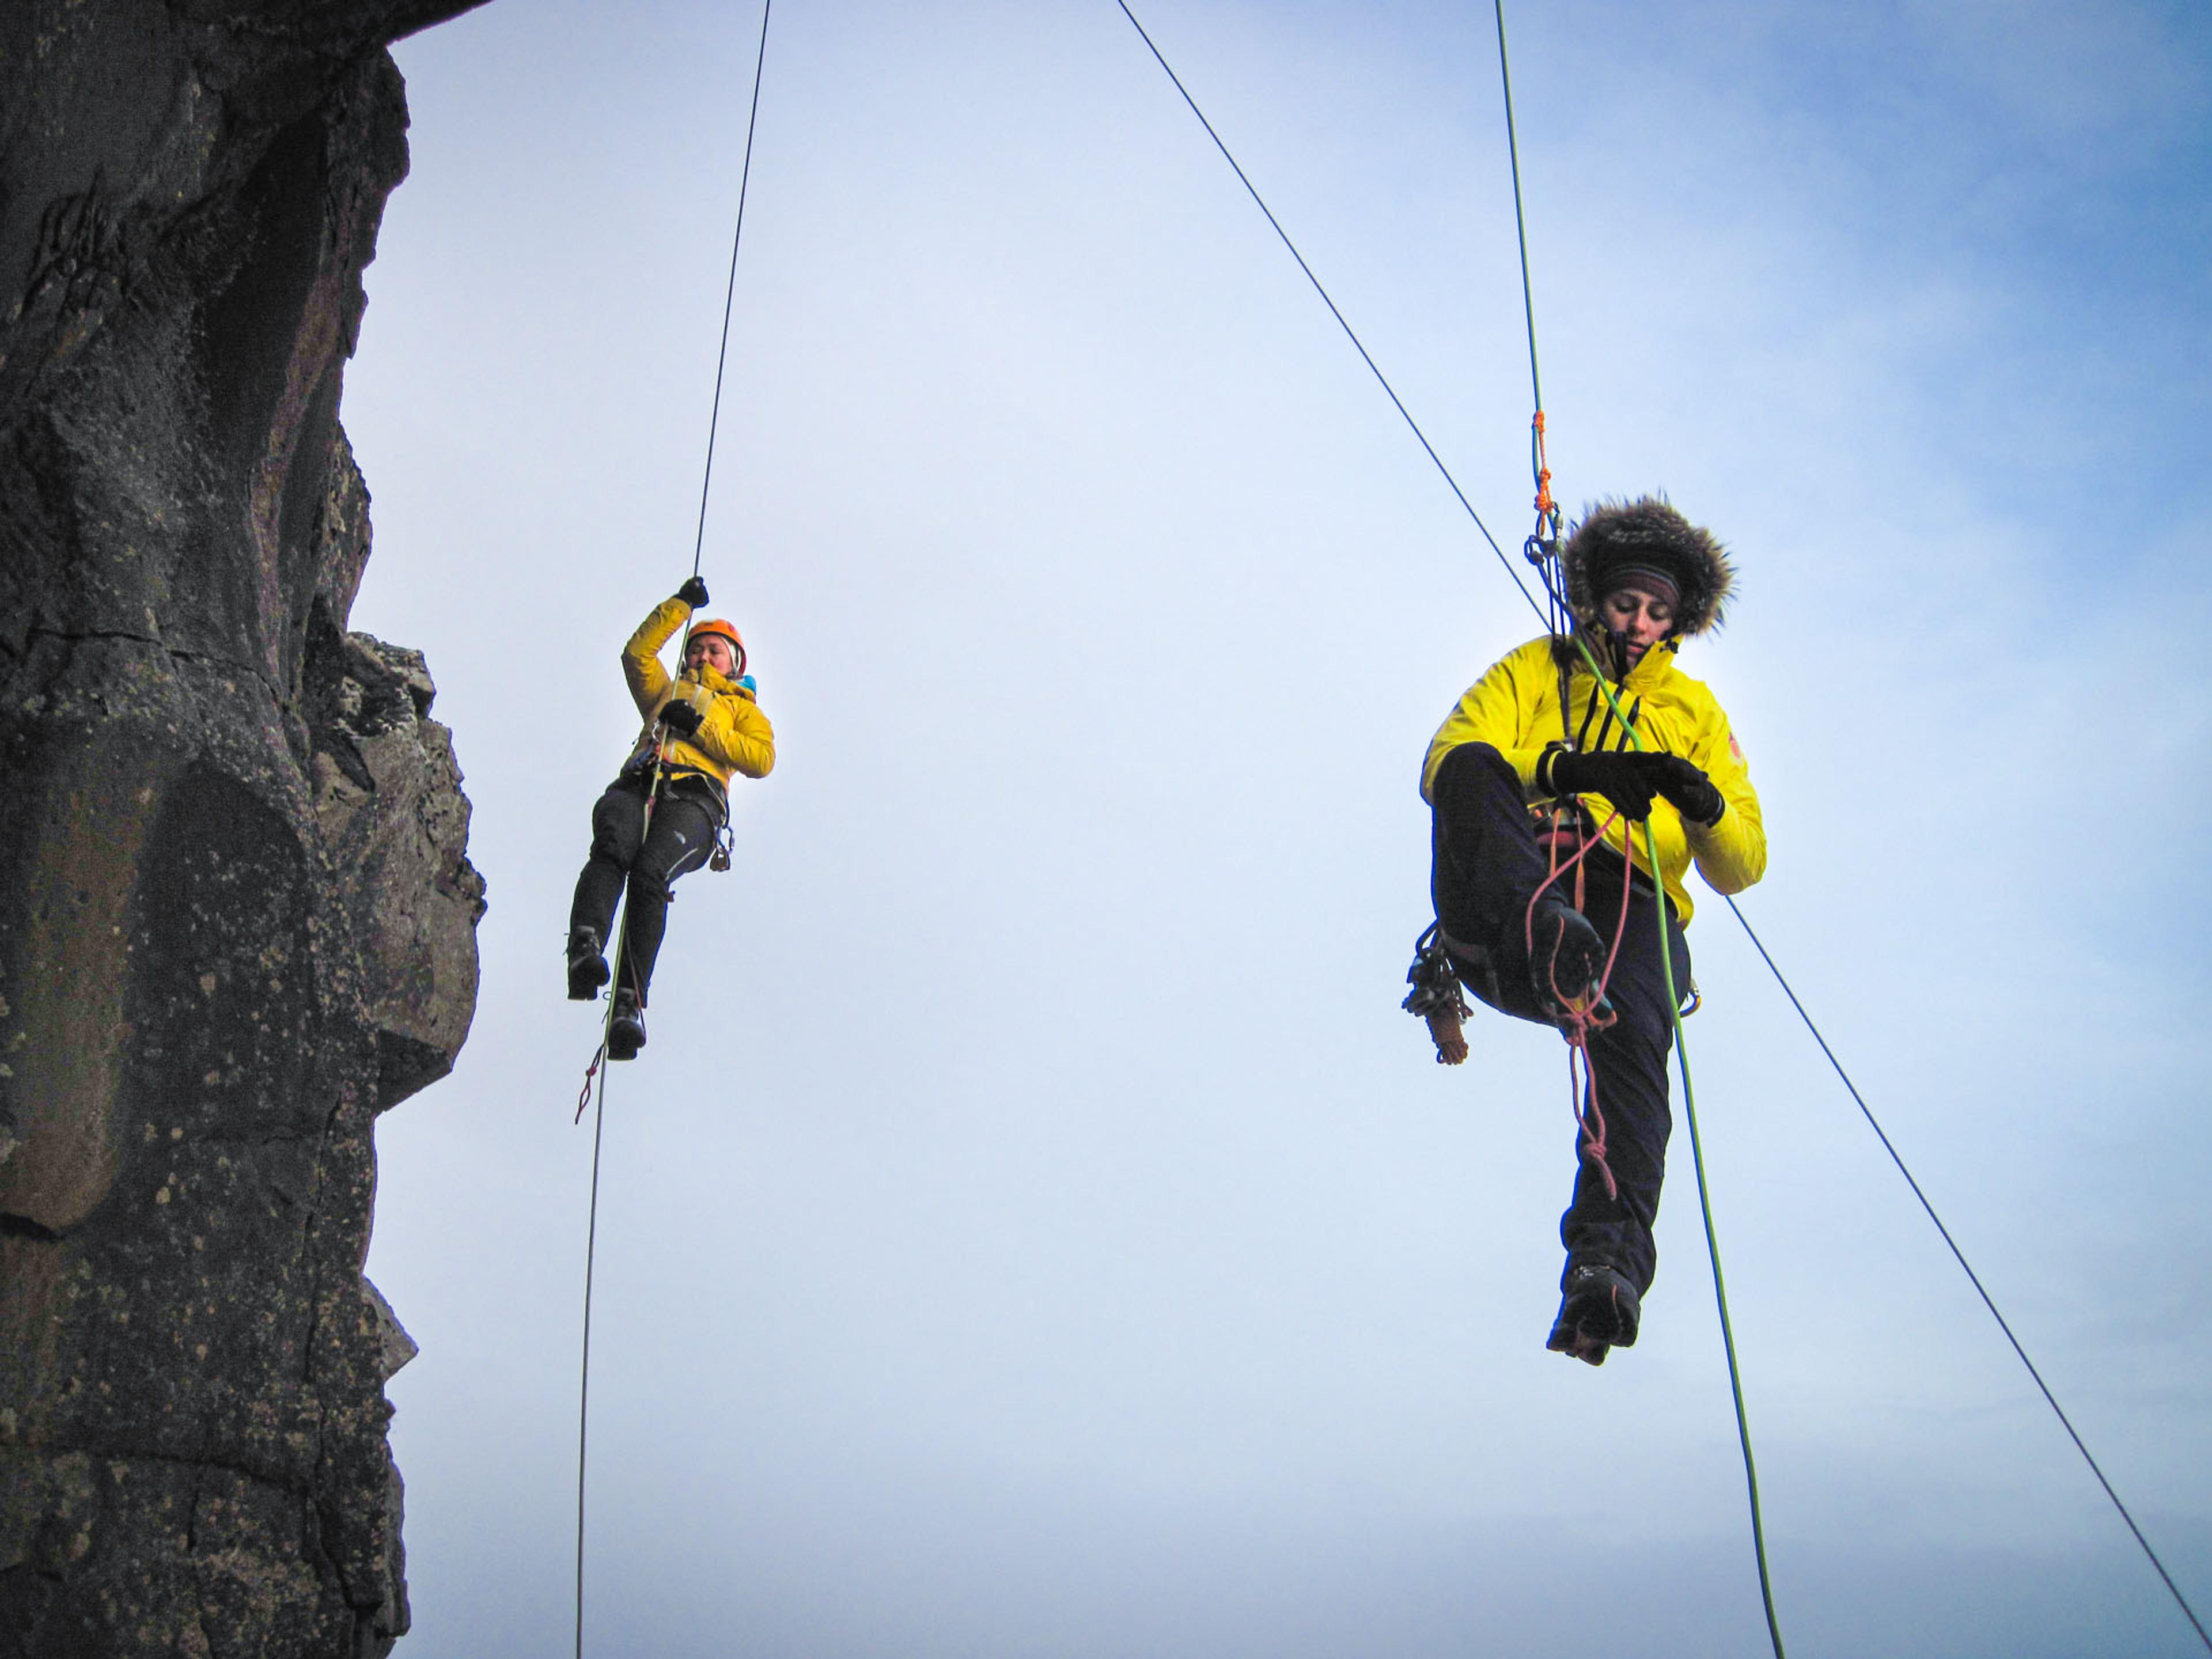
left=1561, top=495, right=1734, bottom=637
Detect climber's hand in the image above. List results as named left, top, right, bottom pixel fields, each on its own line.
left=1545, top=749, right=1724, bottom=826
left=676, top=575, right=710, bottom=608
left=658, top=698, right=704, bottom=736
left=1641, top=753, right=1725, bottom=827
left=1543, top=749, right=1657, bottom=820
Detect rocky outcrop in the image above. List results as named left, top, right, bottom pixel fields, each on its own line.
left=0, top=3, right=486, bottom=1653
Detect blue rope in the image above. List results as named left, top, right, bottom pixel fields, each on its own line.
left=1725, top=896, right=2212, bottom=1654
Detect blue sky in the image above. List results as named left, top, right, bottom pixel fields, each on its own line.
left=345, top=2, right=2212, bottom=1653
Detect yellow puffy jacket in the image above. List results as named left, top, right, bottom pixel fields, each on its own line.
left=1422, top=634, right=1764, bottom=926
left=622, top=596, right=777, bottom=791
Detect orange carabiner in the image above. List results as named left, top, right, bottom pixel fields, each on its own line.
left=1532, top=409, right=1556, bottom=518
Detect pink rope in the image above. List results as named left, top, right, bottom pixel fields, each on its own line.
left=1567, top=1045, right=1616, bottom=1200
left=574, top=1042, right=607, bottom=1125
left=1523, top=802, right=1644, bottom=1200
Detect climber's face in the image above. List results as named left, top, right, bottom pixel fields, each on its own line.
left=685, top=635, right=736, bottom=676
left=1598, top=588, right=1673, bottom=663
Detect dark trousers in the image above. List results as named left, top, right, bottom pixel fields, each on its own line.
left=1429, top=743, right=1691, bottom=1296
left=568, top=778, right=718, bottom=1004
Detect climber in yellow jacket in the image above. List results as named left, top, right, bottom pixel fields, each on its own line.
left=567, top=575, right=775, bottom=1060
left=1419, top=497, right=1764, bottom=1365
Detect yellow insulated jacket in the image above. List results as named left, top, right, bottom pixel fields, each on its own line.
left=1422, top=635, right=1764, bottom=926
left=622, top=596, right=777, bottom=791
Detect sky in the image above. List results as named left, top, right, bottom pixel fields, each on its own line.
left=343, top=2, right=2212, bottom=1654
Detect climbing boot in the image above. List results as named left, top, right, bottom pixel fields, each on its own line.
left=1545, top=1262, right=1640, bottom=1366
left=1544, top=1318, right=1609, bottom=1367
left=607, top=989, right=646, bottom=1062
left=567, top=927, right=610, bottom=1002
left=1526, top=893, right=1610, bottom=1024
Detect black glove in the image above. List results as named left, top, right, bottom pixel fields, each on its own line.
left=1545, top=749, right=1724, bottom=827
left=1642, top=753, right=1725, bottom=828
left=658, top=698, right=703, bottom=736
left=1544, top=749, right=1657, bottom=819
left=676, top=575, right=710, bottom=608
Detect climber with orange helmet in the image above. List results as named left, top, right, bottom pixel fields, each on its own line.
left=567, top=575, right=775, bottom=1059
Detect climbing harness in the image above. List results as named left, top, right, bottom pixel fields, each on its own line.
left=571, top=5, right=779, bottom=1658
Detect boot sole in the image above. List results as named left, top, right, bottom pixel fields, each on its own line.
left=1530, top=903, right=1609, bottom=1023
left=1546, top=1320, right=1610, bottom=1366
left=607, top=1015, right=645, bottom=1062
left=1561, top=1278, right=1639, bottom=1349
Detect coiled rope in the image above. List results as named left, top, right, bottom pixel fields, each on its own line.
left=573, top=6, right=778, bottom=1657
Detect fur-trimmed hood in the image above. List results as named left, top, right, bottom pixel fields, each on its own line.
left=1560, top=496, right=1734, bottom=637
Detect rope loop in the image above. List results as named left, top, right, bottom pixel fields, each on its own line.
left=574, top=1042, right=607, bottom=1126
left=1522, top=800, right=1638, bottom=1197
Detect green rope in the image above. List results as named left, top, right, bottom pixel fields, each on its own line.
left=1642, top=808, right=1787, bottom=1658
left=1558, top=623, right=1789, bottom=1659
left=1495, top=0, right=1786, bottom=1642
left=1492, top=0, right=1545, bottom=423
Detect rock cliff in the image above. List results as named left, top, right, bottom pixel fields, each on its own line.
left=0, top=3, right=487, bottom=1652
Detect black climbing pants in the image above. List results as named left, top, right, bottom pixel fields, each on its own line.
left=568, top=776, right=719, bottom=1004
left=1429, top=741, right=1691, bottom=1297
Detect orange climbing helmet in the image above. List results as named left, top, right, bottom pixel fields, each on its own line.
left=683, top=617, right=747, bottom=675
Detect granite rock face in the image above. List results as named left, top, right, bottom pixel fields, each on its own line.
left=0, top=3, right=486, bottom=1653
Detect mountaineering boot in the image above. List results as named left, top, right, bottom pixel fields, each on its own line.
left=607, top=988, right=647, bottom=1062
left=1544, top=1315, right=1609, bottom=1367
left=1545, top=1262, right=1640, bottom=1367
left=1526, top=892, right=1610, bottom=1024
left=567, top=926, right=610, bottom=1001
